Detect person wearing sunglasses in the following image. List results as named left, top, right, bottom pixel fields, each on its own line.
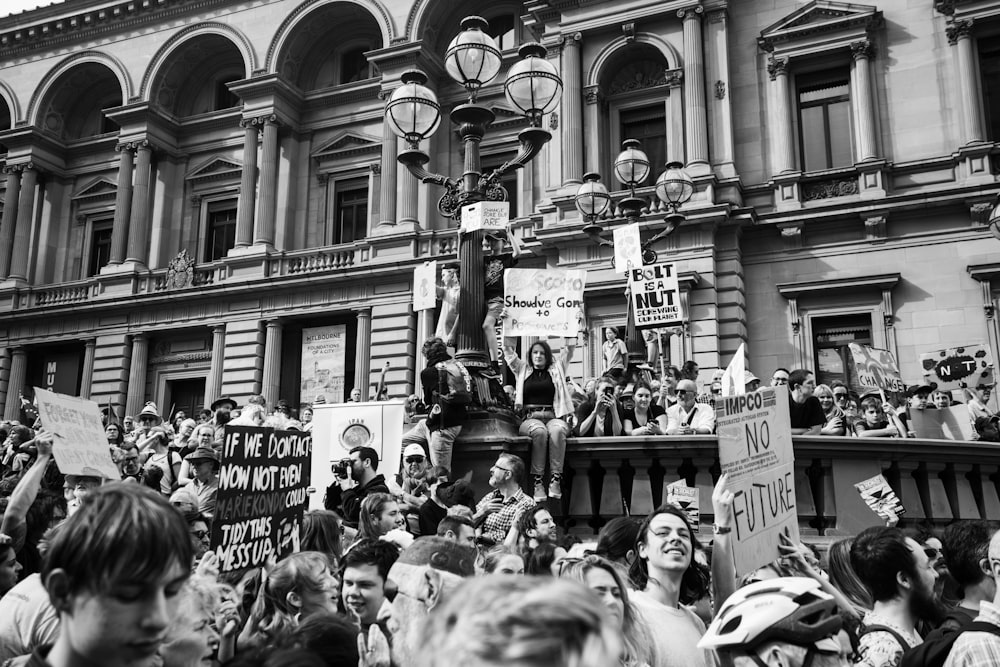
left=665, top=379, right=716, bottom=435
left=473, top=454, right=535, bottom=546
left=814, top=384, right=847, bottom=436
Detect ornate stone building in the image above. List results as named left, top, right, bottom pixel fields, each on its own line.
left=0, top=0, right=997, bottom=420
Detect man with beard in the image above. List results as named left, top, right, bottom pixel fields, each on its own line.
left=208, top=397, right=236, bottom=443
left=511, top=504, right=558, bottom=552
left=325, top=446, right=390, bottom=527
left=473, top=454, right=535, bottom=546
left=850, top=526, right=939, bottom=667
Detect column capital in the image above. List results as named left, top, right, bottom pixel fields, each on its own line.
left=850, top=39, right=874, bottom=60
left=353, top=306, right=373, bottom=318
left=560, top=32, right=582, bottom=49
left=8, top=345, right=26, bottom=356
left=239, top=117, right=262, bottom=130
left=583, top=85, right=603, bottom=105
left=266, top=318, right=285, bottom=328
left=210, top=324, right=226, bottom=334
left=665, top=68, right=684, bottom=88
left=83, top=338, right=97, bottom=347
left=245, top=113, right=278, bottom=128
left=677, top=5, right=704, bottom=20
left=767, top=56, right=789, bottom=81
left=116, top=139, right=150, bottom=153
left=130, top=332, right=147, bottom=343
left=946, top=18, right=974, bottom=44
left=3, top=162, right=33, bottom=174
left=369, top=162, right=381, bottom=175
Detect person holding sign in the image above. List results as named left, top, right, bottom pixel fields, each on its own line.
left=665, top=380, right=716, bottom=435
left=482, top=231, right=521, bottom=374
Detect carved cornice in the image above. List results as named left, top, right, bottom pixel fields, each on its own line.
left=850, top=39, right=874, bottom=60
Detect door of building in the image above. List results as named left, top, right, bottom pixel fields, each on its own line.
left=165, top=378, right=205, bottom=423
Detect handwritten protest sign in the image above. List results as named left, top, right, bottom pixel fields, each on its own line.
left=612, top=223, right=642, bottom=273
left=503, top=268, right=587, bottom=337
left=34, top=388, right=119, bottom=479
left=413, top=261, right=437, bottom=311
left=461, top=201, right=509, bottom=232
left=307, top=401, right=405, bottom=511
left=715, top=386, right=798, bottom=576
left=920, top=344, right=994, bottom=391
left=910, top=405, right=975, bottom=441
left=666, top=481, right=700, bottom=531
left=855, top=474, right=905, bottom=525
left=628, top=262, right=684, bottom=328
left=848, top=344, right=905, bottom=395
left=211, top=426, right=312, bottom=573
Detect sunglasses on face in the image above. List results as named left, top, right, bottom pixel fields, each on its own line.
left=773, top=378, right=788, bottom=384
left=834, top=393, right=848, bottom=399
left=924, top=547, right=939, bottom=561
left=676, top=390, right=691, bottom=396
left=191, top=530, right=209, bottom=539
left=405, top=456, right=425, bottom=464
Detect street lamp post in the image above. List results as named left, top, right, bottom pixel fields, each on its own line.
left=385, top=16, right=563, bottom=416
left=574, top=140, right=694, bottom=372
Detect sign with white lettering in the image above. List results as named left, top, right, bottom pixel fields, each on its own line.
left=627, top=262, right=684, bottom=328
left=461, top=201, right=510, bottom=232
left=855, top=474, right=905, bottom=526
left=413, top=261, right=437, bottom=311
left=34, top=387, right=119, bottom=480
left=613, top=223, right=642, bottom=273
left=920, top=344, right=994, bottom=391
left=666, top=480, right=700, bottom=531
left=502, top=268, right=587, bottom=337
left=715, top=386, right=798, bottom=576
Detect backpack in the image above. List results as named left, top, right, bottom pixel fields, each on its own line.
left=899, top=620, right=1000, bottom=667
left=859, top=623, right=913, bottom=660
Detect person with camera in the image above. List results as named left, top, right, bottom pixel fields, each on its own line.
left=325, top=446, right=390, bottom=528
left=574, top=375, right=624, bottom=437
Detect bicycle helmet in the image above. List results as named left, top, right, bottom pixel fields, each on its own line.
left=698, top=577, right=843, bottom=652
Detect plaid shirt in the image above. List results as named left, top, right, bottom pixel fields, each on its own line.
left=944, top=601, right=1000, bottom=667
left=476, top=487, right=535, bottom=544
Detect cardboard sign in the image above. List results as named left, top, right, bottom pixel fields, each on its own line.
left=910, top=405, right=976, bottom=441
left=612, top=223, right=642, bottom=273
left=307, top=401, right=406, bottom=511
left=628, top=262, right=684, bottom=328
left=720, top=343, right=747, bottom=397
left=848, top=344, right=906, bottom=395
left=920, top=344, right=994, bottom=391
left=413, top=261, right=437, bottom=312
left=461, top=201, right=509, bottom=232
left=34, top=387, right=119, bottom=480
left=666, top=480, right=700, bottom=531
left=502, top=268, right=587, bottom=337
left=211, top=426, right=312, bottom=573
left=715, top=386, right=798, bottom=576
left=855, top=474, right=905, bottom=525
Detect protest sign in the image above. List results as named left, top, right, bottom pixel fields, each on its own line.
left=715, top=386, right=798, bottom=576
left=413, top=261, right=437, bottom=311
left=301, top=325, right=347, bottom=404
left=910, top=405, right=976, bottom=441
left=855, top=474, right=905, bottom=525
left=34, top=387, right=119, bottom=480
left=612, top=223, right=642, bottom=273
left=720, top=343, right=747, bottom=396
left=847, top=344, right=905, bottom=395
left=308, top=401, right=405, bottom=511
left=666, top=480, right=700, bottom=531
left=461, top=201, right=509, bottom=233
left=920, top=344, right=994, bottom=391
left=628, top=262, right=684, bottom=328
left=502, top=268, right=587, bottom=337
left=211, top=426, right=312, bottom=573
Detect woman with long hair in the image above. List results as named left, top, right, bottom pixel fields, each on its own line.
left=559, top=555, right=657, bottom=667
left=814, top=384, right=846, bottom=436
left=822, top=539, right=872, bottom=619
left=477, top=544, right=525, bottom=575
left=356, top=492, right=406, bottom=542
left=301, top=509, right=343, bottom=570
left=623, top=381, right=667, bottom=436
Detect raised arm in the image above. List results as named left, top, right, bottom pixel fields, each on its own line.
left=711, top=474, right=736, bottom=615
left=0, top=431, right=54, bottom=544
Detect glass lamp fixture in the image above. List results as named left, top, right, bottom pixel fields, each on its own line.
left=504, top=43, right=563, bottom=127
left=445, top=16, right=503, bottom=100
left=655, top=161, right=695, bottom=211
left=575, top=172, right=612, bottom=243
left=385, top=70, right=441, bottom=146
left=613, top=139, right=651, bottom=189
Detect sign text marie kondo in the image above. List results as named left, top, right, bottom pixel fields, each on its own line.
left=715, top=386, right=799, bottom=576
left=211, top=426, right=312, bottom=573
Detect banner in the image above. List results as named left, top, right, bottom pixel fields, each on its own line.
left=715, top=386, right=798, bottom=576
left=301, top=325, right=347, bottom=404
left=920, top=344, right=994, bottom=391
left=910, top=405, right=976, bottom=441
left=848, top=344, right=905, bottom=395
left=720, top=343, right=747, bottom=397
left=413, top=261, right=437, bottom=311
left=211, top=426, right=312, bottom=573
left=461, top=201, right=509, bottom=232
left=307, top=401, right=406, bottom=511
left=666, top=480, right=700, bottom=531
left=612, top=223, right=642, bottom=273
left=502, top=268, right=587, bottom=337
left=34, top=387, right=119, bottom=480
left=855, top=474, right=905, bottom=525
left=628, top=262, right=684, bottom=328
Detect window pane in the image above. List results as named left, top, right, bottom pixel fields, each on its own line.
left=620, top=104, right=667, bottom=181
left=979, top=43, right=1000, bottom=141
left=334, top=181, right=368, bottom=245
left=340, top=48, right=370, bottom=84
left=487, top=14, right=516, bottom=50
left=827, top=100, right=852, bottom=168
left=812, top=314, right=873, bottom=387
left=88, top=223, right=113, bottom=277
left=800, top=105, right=829, bottom=172
left=206, top=205, right=237, bottom=262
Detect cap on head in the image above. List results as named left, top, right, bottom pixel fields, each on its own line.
left=906, top=383, right=937, bottom=398
left=975, top=415, right=1000, bottom=434
left=185, top=445, right=221, bottom=464
left=138, top=402, right=162, bottom=422
left=403, top=443, right=426, bottom=460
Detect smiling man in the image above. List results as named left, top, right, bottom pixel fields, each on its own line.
left=340, top=539, right=399, bottom=631
left=33, top=483, right=194, bottom=667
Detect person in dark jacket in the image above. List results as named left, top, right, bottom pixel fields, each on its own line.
left=325, top=446, right=389, bottom=528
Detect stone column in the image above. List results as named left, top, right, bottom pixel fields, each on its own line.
left=705, top=9, right=736, bottom=177
left=3, top=347, right=26, bottom=420
left=561, top=33, right=583, bottom=186
left=851, top=40, right=878, bottom=162
left=0, top=167, right=21, bottom=278
left=679, top=7, right=709, bottom=171
left=125, top=334, right=148, bottom=418
left=109, top=145, right=134, bottom=265
left=80, top=339, right=96, bottom=399
left=378, top=110, right=398, bottom=228
left=354, top=308, right=372, bottom=399
left=253, top=116, right=279, bottom=247
left=583, top=86, right=603, bottom=174
left=125, top=142, right=152, bottom=266
left=767, top=56, right=795, bottom=174
left=261, top=319, right=283, bottom=408
left=397, top=138, right=419, bottom=228
left=9, top=165, right=37, bottom=282
left=948, top=19, right=984, bottom=144
left=235, top=120, right=260, bottom=248
left=205, top=325, right=226, bottom=408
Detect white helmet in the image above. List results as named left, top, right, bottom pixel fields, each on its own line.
left=698, top=577, right=842, bottom=652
